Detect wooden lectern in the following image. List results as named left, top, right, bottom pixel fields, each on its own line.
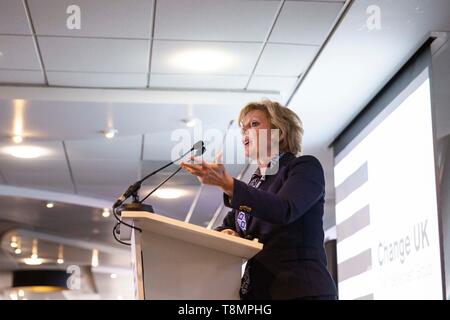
left=120, top=211, right=263, bottom=300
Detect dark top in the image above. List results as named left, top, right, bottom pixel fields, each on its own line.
left=216, top=153, right=337, bottom=299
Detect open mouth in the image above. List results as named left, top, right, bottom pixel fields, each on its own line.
left=243, top=137, right=250, bottom=147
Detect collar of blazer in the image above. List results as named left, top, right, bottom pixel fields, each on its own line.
left=255, top=152, right=290, bottom=181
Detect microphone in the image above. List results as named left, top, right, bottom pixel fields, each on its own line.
left=113, top=140, right=205, bottom=210
left=138, top=140, right=206, bottom=206
left=192, top=140, right=204, bottom=154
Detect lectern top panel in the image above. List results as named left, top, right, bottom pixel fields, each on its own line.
left=122, top=211, right=262, bottom=259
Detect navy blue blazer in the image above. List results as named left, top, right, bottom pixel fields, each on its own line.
left=216, top=153, right=337, bottom=299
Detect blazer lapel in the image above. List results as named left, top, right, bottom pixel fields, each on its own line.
left=245, top=153, right=296, bottom=234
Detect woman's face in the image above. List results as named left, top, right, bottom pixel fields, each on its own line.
left=241, top=109, right=273, bottom=160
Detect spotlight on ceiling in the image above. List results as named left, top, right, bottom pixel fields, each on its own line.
left=91, top=249, right=99, bottom=267
left=102, top=208, right=111, bottom=218
left=10, top=236, right=18, bottom=248
left=23, top=257, right=43, bottom=266
left=12, top=135, right=23, bottom=144
left=46, top=202, right=54, bottom=209
left=57, top=245, right=64, bottom=264
left=182, top=118, right=200, bottom=128
left=103, top=128, right=118, bottom=139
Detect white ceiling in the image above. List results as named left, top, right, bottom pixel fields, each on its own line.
left=2, top=0, right=450, bottom=298
left=0, top=0, right=344, bottom=92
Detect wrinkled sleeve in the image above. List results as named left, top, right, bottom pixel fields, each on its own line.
left=223, top=156, right=325, bottom=225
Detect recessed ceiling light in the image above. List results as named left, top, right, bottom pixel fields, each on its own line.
left=91, top=249, right=99, bottom=267
left=102, top=208, right=110, bottom=218
left=12, top=135, right=23, bottom=144
left=154, top=188, right=186, bottom=199
left=169, top=49, right=236, bottom=73
left=182, top=118, right=200, bottom=128
left=46, top=202, right=54, bottom=209
left=3, top=145, right=46, bottom=159
left=103, top=128, right=118, bottom=139
left=15, top=248, right=22, bottom=255
left=10, top=236, right=17, bottom=245
left=23, top=257, right=43, bottom=265
left=110, top=273, right=117, bottom=279
left=57, top=258, right=64, bottom=264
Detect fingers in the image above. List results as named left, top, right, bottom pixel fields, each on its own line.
left=180, top=161, right=202, bottom=171
left=214, top=151, right=223, bottom=164
left=180, top=163, right=204, bottom=177
left=221, top=229, right=239, bottom=237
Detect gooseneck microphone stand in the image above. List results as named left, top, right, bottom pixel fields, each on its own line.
left=112, top=141, right=205, bottom=245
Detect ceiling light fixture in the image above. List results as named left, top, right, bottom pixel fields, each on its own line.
left=91, top=249, right=99, bottom=267
left=103, top=128, right=118, bottom=139
left=31, top=239, right=38, bottom=259
left=182, top=118, right=200, bottom=128
left=57, top=245, right=64, bottom=264
left=24, top=256, right=43, bottom=266
left=102, top=208, right=110, bottom=218
left=169, top=49, right=236, bottom=73
left=10, top=236, right=18, bottom=248
left=110, top=273, right=117, bottom=279
left=46, top=202, right=54, bottom=209
left=154, top=188, right=186, bottom=199
left=3, top=145, right=46, bottom=159
left=12, top=135, right=23, bottom=144
left=13, top=236, right=22, bottom=254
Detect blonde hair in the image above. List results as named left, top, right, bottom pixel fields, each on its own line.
left=238, top=99, right=304, bottom=155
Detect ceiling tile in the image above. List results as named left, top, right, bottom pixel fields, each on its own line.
left=65, top=136, right=142, bottom=161
left=254, top=43, right=318, bottom=77
left=47, top=71, right=147, bottom=88
left=143, top=131, right=180, bottom=161
left=155, top=0, right=279, bottom=42
left=0, top=70, right=45, bottom=84
left=269, top=1, right=344, bottom=45
left=0, top=35, right=41, bottom=70
left=150, top=74, right=249, bottom=90
left=0, top=141, right=73, bottom=193
left=38, top=36, right=150, bottom=72
left=0, top=99, right=189, bottom=143
left=71, top=160, right=141, bottom=195
left=27, top=0, right=154, bottom=39
left=0, top=0, right=32, bottom=35
left=0, top=140, right=66, bottom=160
left=151, top=40, right=261, bottom=75
left=0, top=158, right=74, bottom=193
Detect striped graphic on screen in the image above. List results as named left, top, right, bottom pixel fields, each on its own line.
left=335, top=162, right=374, bottom=300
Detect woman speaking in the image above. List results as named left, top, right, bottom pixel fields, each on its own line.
left=181, top=99, right=337, bottom=300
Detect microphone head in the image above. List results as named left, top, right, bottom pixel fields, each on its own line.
left=192, top=140, right=204, bottom=152
left=194, top=145, right=206, bottom=156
